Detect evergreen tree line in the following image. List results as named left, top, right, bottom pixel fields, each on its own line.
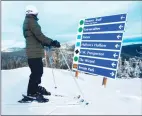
left=117, top=57, right=142, bottom=78
left=1, top=50, right=28, bottom=70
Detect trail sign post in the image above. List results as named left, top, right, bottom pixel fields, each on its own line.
left=72, top=14, right=127, bottom=86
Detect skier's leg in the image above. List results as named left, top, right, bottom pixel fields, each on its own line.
left=27, top=58, right=43, bottom=96
left=27, top=58, right=36, bottom=95
left=37, top=58, right=51, bottom=95
left=37, top=58, right=43, bottom=85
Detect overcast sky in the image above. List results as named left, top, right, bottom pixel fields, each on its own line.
left=1, top=1, right=142, bottom=49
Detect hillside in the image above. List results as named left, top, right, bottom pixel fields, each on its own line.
left=1, top=67, right=142, bottom=115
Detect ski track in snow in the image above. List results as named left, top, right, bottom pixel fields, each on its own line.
left=1, top=67, right=142, bottom=115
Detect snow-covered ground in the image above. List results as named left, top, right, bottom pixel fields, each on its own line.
left=1, top=67, right=142, bottom=115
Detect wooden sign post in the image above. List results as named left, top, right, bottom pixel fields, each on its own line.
left=75, top=71, right=79, bottom=78
left=102, top=77, right=107, bottom=88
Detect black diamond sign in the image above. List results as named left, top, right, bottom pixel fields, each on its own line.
left=75, top=49, right=79, bottom=54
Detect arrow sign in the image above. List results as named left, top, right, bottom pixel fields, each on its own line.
left=81, top=42, right=121, bottom=50
left=82, top=33, right=123, bottom=41
left=113, top=53, right=118, bottom=58
left=75, top=49, right=79, bottom=54
left=117, top=34, right=122, bottom=39
left=119, top=24, right=123, bottom=29
left=111, top=62, right=116, bottom=67
left=84, top=14, right=126, bottom=25
left=83, top=23, right=125, bottom=33
left=120, top=15, right=126, bottom=20
left=115, top=44, right=120, bottom=48
left=110, top=72, right=115, bottom=77
left=80, top=49, right=119, bottom=59
left=78, top=64, right=116, bottom=78
left=79, top=56, right=118, bottom=69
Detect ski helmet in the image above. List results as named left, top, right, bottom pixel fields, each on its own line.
left=25, top=5, right=38, bottom=15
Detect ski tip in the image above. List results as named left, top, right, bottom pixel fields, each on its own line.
left=80, top=99, right=84, bottom=102
left=18, top=100, right=22, bottom=103
left=22, top=94, right=26, bottom=97
left=85, top=102, right=89, bottom=105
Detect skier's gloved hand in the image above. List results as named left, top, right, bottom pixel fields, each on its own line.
left=51, top=40, right=61, bottom=48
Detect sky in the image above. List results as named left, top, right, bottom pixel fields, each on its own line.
left=1, top=1, right=142, bottom=50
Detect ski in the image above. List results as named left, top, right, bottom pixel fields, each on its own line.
left=8, top=98, right=88, bottom=106
left=18, top=94, right=79, bottom=103
left=50, top=94, right=81, bottom=100
left=18, top=94, right=49, bottom=103
left=51, top=94, right=89, bottom=105
left=3, top=102, right=81, bottom=107
left=17, top=93, right=89, bottom=106
left=6, top=101, right=84, bottom=106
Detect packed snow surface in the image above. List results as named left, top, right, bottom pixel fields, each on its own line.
left=1, top=67, right=142, bottom=115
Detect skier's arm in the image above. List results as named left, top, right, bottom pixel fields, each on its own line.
left=29, top=19, right=53, bottom=46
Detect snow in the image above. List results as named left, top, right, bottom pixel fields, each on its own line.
left=1, top=67, right=142, bottom=115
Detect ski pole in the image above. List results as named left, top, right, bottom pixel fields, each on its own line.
left=58, top=49, right=85, bottom=99
left=59, top=49, right=89, bottom=105
left=45, top=46, right=57, bottom=89
left=47, top=47, right=89, bottom=105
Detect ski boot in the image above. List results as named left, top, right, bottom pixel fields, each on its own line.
left=37, top=85, right=51, bottom=96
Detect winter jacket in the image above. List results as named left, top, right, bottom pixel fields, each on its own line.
left=23, top=14, right=53, bottom=58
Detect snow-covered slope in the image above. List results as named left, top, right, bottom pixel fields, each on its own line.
left=1, top=67, right=142, bottom=115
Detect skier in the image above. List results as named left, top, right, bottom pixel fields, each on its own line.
left=21, top=5, right=60, bottom=102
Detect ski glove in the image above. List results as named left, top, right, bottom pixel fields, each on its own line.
left=51, top=40, right=61, bottom=48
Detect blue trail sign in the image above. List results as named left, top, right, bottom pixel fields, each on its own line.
left=73, top=13, right=127, bottom=79
left=80, top=49, right=120, bottom=59
left=84, top=14, right=126, bottom=25
left=79, top=56, right=118, bottom=69
left=83, top=23, right=125, bottom=33
left=81, top=42, right=121, bottom=50
left=78, top=64, right=116, bottom=79
left=82, top=33, right=123, bottom=41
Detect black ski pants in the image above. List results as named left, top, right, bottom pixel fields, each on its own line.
left=27, top=58, right=43, bottom=95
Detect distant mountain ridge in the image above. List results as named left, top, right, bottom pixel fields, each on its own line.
left=122, top=35, right=142, bottom=46
left=2, top=47, right=25, bottom=53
